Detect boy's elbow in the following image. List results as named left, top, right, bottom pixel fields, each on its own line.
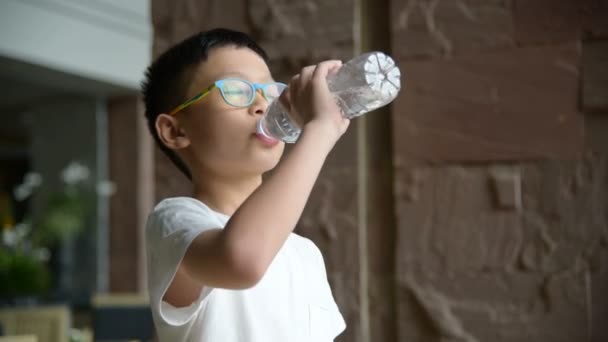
left=224, top=246, right=267, bottom=289
left=185, top=230, right=266, bottom=289
left=234, top=263, right=265, bottom=289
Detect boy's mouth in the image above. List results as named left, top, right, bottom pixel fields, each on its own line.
left=254, top=132, right=280, bottom=146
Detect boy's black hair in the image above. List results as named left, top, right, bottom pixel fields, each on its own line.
left=141, top=28, right=269, bottom=180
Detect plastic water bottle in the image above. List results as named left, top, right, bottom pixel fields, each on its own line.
left=256, top=51, right=402, bottom=143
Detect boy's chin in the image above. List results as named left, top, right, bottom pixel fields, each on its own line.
left=250, top=157, right=281, bottom=174
left=252, top=147, right=283, bottom=168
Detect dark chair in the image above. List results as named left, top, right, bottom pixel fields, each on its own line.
left=92, top=294, right=155, bottom=342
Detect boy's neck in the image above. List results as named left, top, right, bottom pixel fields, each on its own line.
left=192, top=174, right=263, bottom=216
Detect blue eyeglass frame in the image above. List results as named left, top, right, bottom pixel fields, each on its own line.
left=169, top=78, right=287, bottom=115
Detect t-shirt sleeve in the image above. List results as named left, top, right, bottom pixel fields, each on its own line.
left=146, top=198, right=224, bottom=326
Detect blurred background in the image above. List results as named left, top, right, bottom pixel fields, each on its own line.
left=0, top=0, right=607, bottom=341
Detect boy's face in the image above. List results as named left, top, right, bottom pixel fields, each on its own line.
left=178, top=46, right=285, bottom=178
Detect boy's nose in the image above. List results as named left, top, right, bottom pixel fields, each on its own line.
left=248, top=90, right=268, bottom=116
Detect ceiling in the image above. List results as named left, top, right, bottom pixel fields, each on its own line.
left=0, top=55, right=137, bottom=156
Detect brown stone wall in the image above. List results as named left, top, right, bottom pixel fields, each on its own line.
left=149, top=0, right=608, bottom=341
left=391, top=0, right=608, bottom=341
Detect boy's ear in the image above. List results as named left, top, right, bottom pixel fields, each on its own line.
left=156, top=113, right=191, bottom=150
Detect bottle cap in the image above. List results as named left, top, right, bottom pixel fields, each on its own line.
left=364, top=52, right=401, bottom=100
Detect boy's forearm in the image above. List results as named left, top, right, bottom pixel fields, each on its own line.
left=222, top=124, right=337, bottom=280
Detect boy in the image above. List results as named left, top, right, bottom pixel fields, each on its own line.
left=142, top=28, right=349, bottom=342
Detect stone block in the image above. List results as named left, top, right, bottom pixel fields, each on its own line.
left=152, top=0, right=355, bottom=78
left=395, top=157, right=607, bottom=275
left=583, top=40, right=608, bottom=113
left=397, top=270, right=589, bottom=342
left=151, top=0, right=250, bottom=57
left=490, top=167, right=523, bottom=211
left=396, top=285, right=440, bottom=341
left=394, top=166, right=523, bottom=275
left=586, top=116, right=608, bottom=153
left=392, top=43, right=584, bottom=162
left=514, top=0, right=608, bottom=45
left=391, top=0, right=515, bottom=58
left=249, top=0, right=354, bottom=61
left=584, top=0, right=608, bottom=38
left=520, top=156, right=607, bottom=264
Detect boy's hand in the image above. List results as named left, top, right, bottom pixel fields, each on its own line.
left=279, top=60, right=350, bottom=143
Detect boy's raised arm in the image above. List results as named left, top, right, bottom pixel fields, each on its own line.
left=167, top=61, right=348, bottom=303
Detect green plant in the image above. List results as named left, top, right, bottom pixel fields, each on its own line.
left=0, top=248, right=50, bottom=297
left=0, top=161, right=115, bottom=299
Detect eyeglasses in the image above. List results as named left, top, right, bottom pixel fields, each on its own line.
left=169, top=78, right=287, bottom=116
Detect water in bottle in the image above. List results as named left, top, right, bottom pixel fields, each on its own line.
left=256, top=51, right=402, bottom=143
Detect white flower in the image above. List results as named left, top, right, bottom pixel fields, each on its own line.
left=2, top=229, right=17, bottom=246
left=61, top=161, right=90, bottom=185
left=96, top=180, right=117, bottom=197
left=14, top=223, right=30, bottom=240
left=70, top=328, right=85, bottom=342
left=23, top=172, right=42, bottom=188
left=13, top=172, right=43, bottom=201
left=34, top=247, right=51, bottom=262
left=14, top=184, right=32, bottom=201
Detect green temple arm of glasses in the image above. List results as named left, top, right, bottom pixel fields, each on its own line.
left=169, top=84, right=217, bottom=116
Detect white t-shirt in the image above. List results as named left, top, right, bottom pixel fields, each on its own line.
left=146, top=197, right=346, bottom=342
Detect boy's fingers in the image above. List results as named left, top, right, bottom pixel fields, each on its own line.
left=312, top=60, right=342, bottom=84
left=327, top=61, right=343, bottom=76
left=299, top=65, right=316, bottom=88
left=289, top=74, right=300, bottom=89
left=301, top=65, right=316, bottom=75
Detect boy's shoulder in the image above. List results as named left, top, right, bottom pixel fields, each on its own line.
left=150, top=197, right=227, bottom=218
left=146, top=196, right=229, bottom=233
left=287, top=233, right=324, bottom=265
left=153, top=196, right=205, bottom=211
